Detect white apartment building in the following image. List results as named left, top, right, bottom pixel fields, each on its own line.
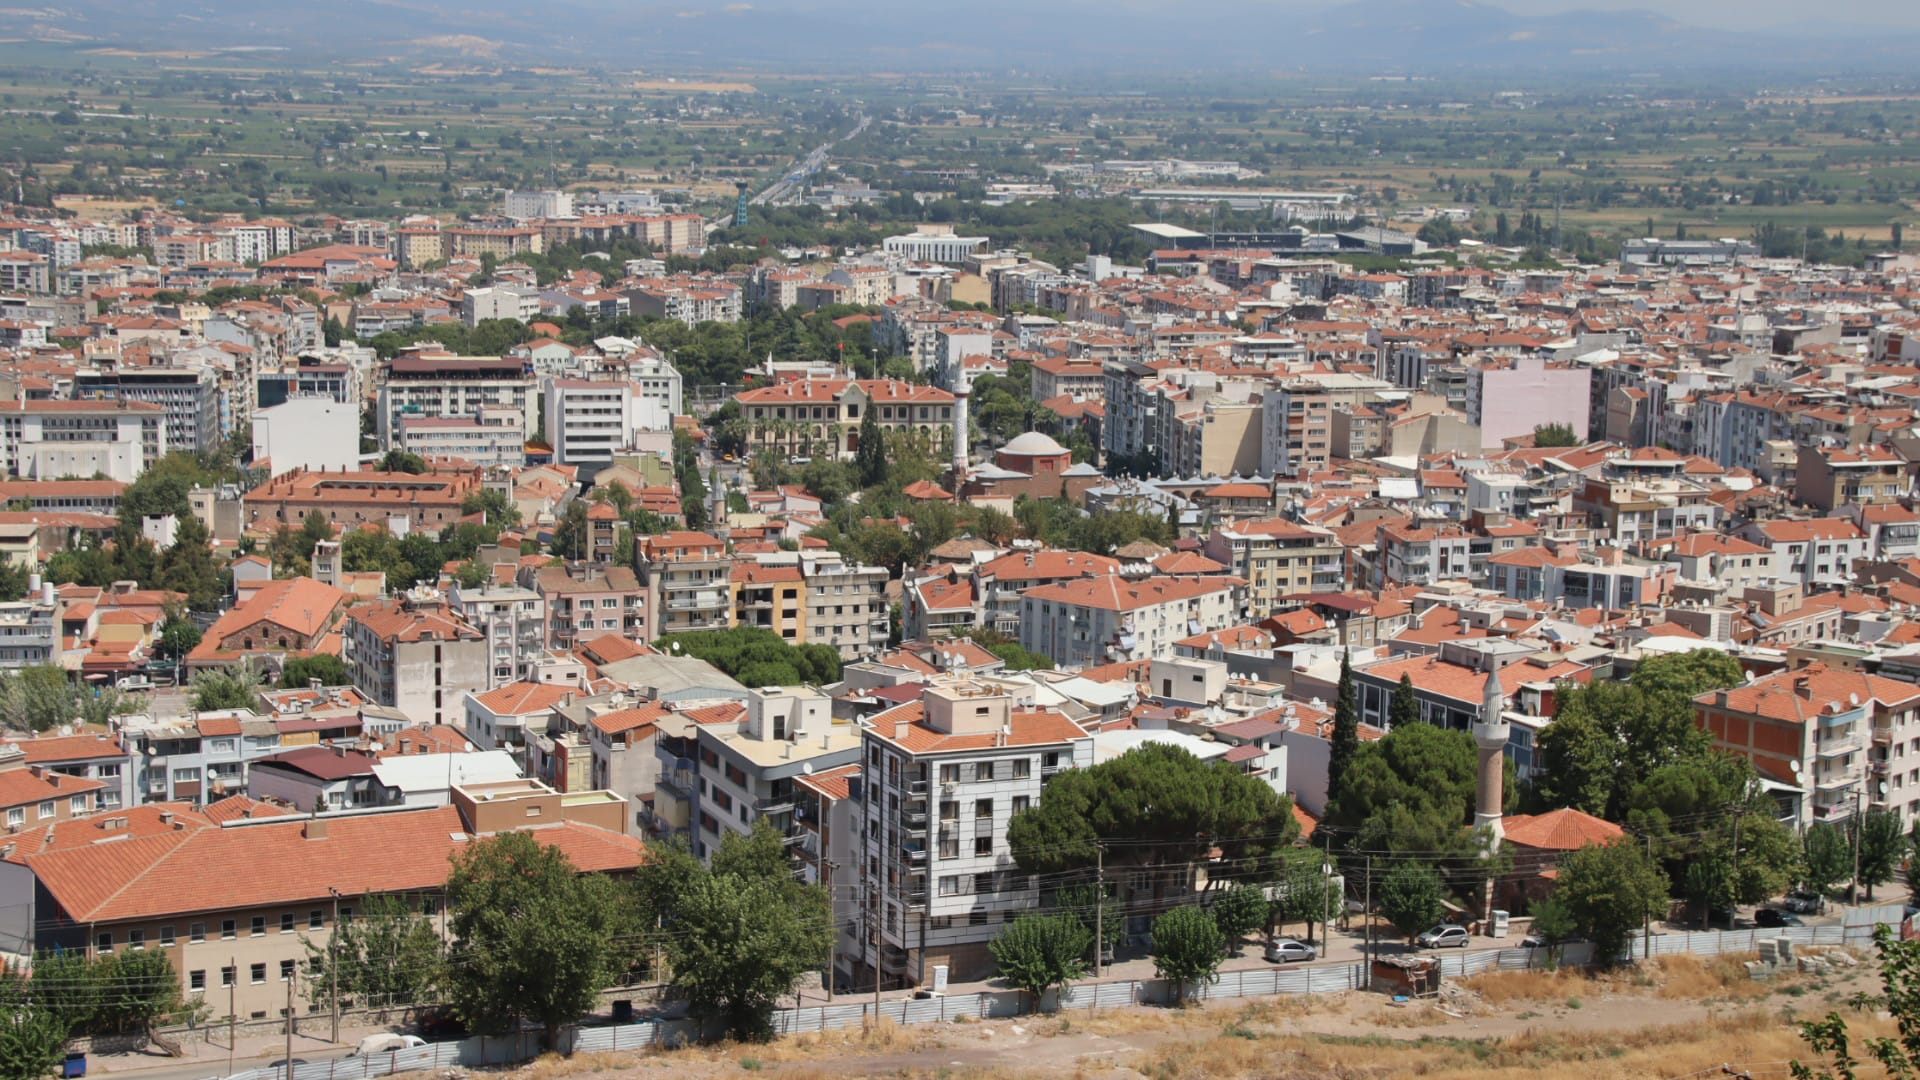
left=377, top=354, right=537, bottom=447
left=859, top=681, right=1093, bottom=985
left=541, top=378, right=674, bottom=471
left=1019, top=575, right=1246, bottom=670
left=446, top=581, right=548, bottom=689
left=693, top=687, right=862, bottom=861
left=393, top=409, right=526, bottom=469
left=0, top=400, right=166, bottom=483
left=461, top=286, right=543, bottom=326
left=504, top=190, right=574, bottom=220
left=252, top=398, right=360, bottom=477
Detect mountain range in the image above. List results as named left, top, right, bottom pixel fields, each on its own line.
left=11, top=0, right=1917, bottom=73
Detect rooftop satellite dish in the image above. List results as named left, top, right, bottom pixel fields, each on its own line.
left=1879, top=781, right=1890, bottom=797
left=801, top=762, right=814, bottom=776
left=1789, top=759, right=1803, bottom=777
left=1850, top=693, right=1861, bottom=706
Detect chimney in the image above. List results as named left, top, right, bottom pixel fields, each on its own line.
left=304, top=818, right=328, bottom=840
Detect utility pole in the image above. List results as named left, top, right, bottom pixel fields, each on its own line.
left=227, top=958, right=236, bottom=1078
left=284, top=973, right=295, bottom=1077
left=1852, top=787, right=1864, bottom=904
left=824, top=859, right=838, bottom=1003
left=1644, top=834, right=1653, bottom=960
left=1363, top=856, right=1373, bottom=991
left=1093, top=843, right=1105, bottom=980
left=329, top=888, right=341, bottom=1045
left=872, top=843, right=885, bottom=1020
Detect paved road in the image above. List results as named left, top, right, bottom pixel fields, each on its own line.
left=748, top=114, right=871, bottom=209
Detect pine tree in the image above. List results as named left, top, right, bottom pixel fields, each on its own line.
left=855, top=407, right=887, bottom=488
left=1388, top=672, right=1421, bottom=729
left=1327, top=649, right=1359, bottom=803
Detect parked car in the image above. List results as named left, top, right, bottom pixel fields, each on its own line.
left=351, top=1034, right=427, bottom=1057
left=413, top=1006, right=466, bottom=1040
left=1415, top=924, right=1471, bottom=949
left=1755, top=908, right=1805, bottom=929
left=1784, top=891, right=1825, bottom=914
left=1264, top=937, right=1317, bottom=963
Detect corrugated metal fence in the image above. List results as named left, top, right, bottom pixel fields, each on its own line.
left=218, top=907, right=1909, bottom=1080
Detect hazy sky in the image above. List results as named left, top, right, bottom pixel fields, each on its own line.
left=1487, top=0, right=1920, bottom=30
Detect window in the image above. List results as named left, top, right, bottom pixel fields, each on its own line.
left=221, top=919, right=236, bottom=940
left=95, top=931, right=112, bottom=953
left=1011, top=759, right=1031, bottom=780
left=1011, top=795, right=1030, bottom=815
left=7, top=808, right=21, bottom=828
left=220, top=966, right=236, bottom=988
left=129, top=929, right=146, bottom=950
left=973, top=762, right=995, bottom=782
left=975, top=835, right=993, bottom=856
left=251, top=916, right=265, bottom=937
left=939, top=799, right=958, bottom=822
left=69, top=795, right=88, bottom=816
left=974, top=799, right=993, bottom=820
left=309, top=910, right=324, bottom=930
left=938, top=875, right=963, bottom=896
left=939, top=764, right=960, bottom=784
left=190, top=923, right=206, bottom=944
left=37, top=800, right=53, bottom=820
left=189, top=970, right=206, bottom=993
left=281, top=912, right=295, bottom=934
left=938, top=832, right=959, bottom=859
left=159, top=925, right=175, bottom=947
left=280, top=960, right=296, bottom=982
left=250, top=963, right=266, bottom=985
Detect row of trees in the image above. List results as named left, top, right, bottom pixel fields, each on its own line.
left=0, top=950, right=189, bottom=1080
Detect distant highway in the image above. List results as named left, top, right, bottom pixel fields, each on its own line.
left=710, top=114, right=870, bottom=230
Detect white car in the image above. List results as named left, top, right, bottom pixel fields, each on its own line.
left=351, top=1034, right=427, bottom=1056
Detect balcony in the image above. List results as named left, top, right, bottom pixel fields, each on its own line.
left=1815, top=733, right=1865, bottom=759
left=902, top=804, right=928, bottom=829
left=906, top=778, right=929, bottom=796
left=900, top=840, right=927, bottom=863
left=754, top=795, right=795, bottom=817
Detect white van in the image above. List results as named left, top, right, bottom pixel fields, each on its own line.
left=351, top=1034, right=426, bottom=1057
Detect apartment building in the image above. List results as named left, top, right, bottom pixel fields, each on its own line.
left=117, top=713, right=294, bottom=807
left=1796, top=444, right=1909, bottom=513
left=638, top=532, right=732, bottom=637
left=10, top=733, right=135, bottom=812
left=1375, top=521, right=1475, bottom=587
left=342, top=591, right=489, bottom=727
left=72, top=367, right=223, bottom=454
left=1259, top=373, right=1395, bottom=478
left=694, top=687, right=862, bottom=861
left=0, top=399, right=166, bottom=483
left=376, top=354, right=537, bottom=447
left=1019, top=575, right=1246, bottom=669
left=1202, top=520, right=1346, bottom=614
left=0, top=596, right=59, bottom=670
left=1030, top=357, right=1106, bottom=402
left=528, top=564, right=646, bottom=651
left=801, top=558, right=891, bottom=661
left=858, top=681, right=1093, bottom=985
left=1659, top=533, right=1778, bottom=596
left=1737, top=518, right=1873, bottom=587
left=392, top=411, right=526, bottom=469
left=623, top=280, right=742, bottom=327
left=1695, top=664, right=1920, bottom=828
left=460, top=285, right=543, bottom=326
left=0, top=748, right=105, bottom=830
left=542, top=378, right=671, bottom=472
left=446, top=581, right=547, bottom=689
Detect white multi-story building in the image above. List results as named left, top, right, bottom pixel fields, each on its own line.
left=541, top=377, right=673, bottom=471
left=252, top=398, right=360, bottom=477
left=1020, top=575, right=1246, bottom=669
left=882, top=226, right=989, bottom=265
left=461, top=286, right=543, bottom=326
left=377, top=354, right=537, bottom=447
left=447, top=581, right=548, bottom=689
left=0, top=400, right=166, bottom=483
left=503, top=190, right=574, bottom=220
left=393, top=409, right=526, bottom=469
left=693, top=686, right=862, bottom=861
left=858, top=681, right=1093, bottom=986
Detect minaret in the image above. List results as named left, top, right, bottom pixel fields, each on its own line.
left=1473, top=657, right=1509, bottom=844
left=951, top=365, right=971, bottom=486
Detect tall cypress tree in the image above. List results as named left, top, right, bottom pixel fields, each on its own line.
left=1326, top=648, right=1359, bottom=803
left=855, top=407, right=887, bottom=488
left=1389, top=672, right=1421, bottom=730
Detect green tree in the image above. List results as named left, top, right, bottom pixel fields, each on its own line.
left=0, top=988, right=67, bottom=1080
left=665, top=824, right=831, bottom=1040
left=1209, top=882, right=1270, bottom=950
left=1854, top=810, right=1906, bottom=901
left=1007, top=744, right=1299, bottom=884
left=1387, top=672, right=1420, bottom=730
left=189, top=661, right=263, bottom=712
left=0, top=666, right=81, bottom=733
left=156, top=618, right=202, bottom=662
left=1150, top=905, right=1225, bottom=1004
left=379, top=450, right=430, bottom=474
left=1326, top=648, right=1359, bottom=810
left=652, top=626, right=843, bottom=687
left=1532, top=422, right=1579, bottom=447
left=1527, top=897, right=1577, bottom=948
left=1270, top=850, right=1342, bottom=942
left=156, top=513, right=226, bottom=611
left=444, top=832, right=637, bottom=1050
left=1804, top=823, right=1851, bottom=901
left=1055, top=883, right=1123, bottom=958
left=1792, top=926, right=1920, bottom=1079
left=460, top=488, right=522, bottom=528
left=1377, top=863, right=1444, bottom=943
left=303, top=894, right=442, bottom=1010
left=989, top=913, right=1091, bottom=1011
left=1326, top=721, right=1505, bottom=886
left=855, top=406, right=887, bottom=488
left=1555, top=840, right=1669, bottom=964
left=279, top=654, right=349, bottom=689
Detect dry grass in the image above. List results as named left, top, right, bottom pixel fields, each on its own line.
left=1365, top=1002, right=1452, bottom=1028
left=517, top=1051, right=647, bottom=1079
left=1460, top=966, right=1594, bottom=1004
left=1135, top=1005, right=1897, bottom=1080
left=1645, top=954, right=1776, bottom=1000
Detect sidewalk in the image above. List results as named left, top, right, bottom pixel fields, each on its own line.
left=86, top=1018, right=390, bottom=1080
